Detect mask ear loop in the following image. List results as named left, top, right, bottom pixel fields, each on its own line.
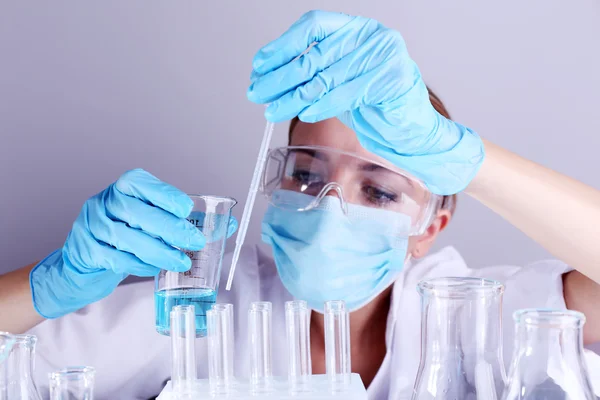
left=300, top=183, right=348, bottom=216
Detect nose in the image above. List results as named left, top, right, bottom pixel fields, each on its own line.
left=313, top=182, right=348, bottom=215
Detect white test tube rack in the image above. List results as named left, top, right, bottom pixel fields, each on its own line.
left=158, top=300, right=368, bottom=399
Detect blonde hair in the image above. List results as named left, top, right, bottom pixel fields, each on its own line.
left=287, top=86, right=457, bottom=214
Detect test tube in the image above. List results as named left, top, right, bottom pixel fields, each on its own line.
left=211, top=303, right=234, bottom=379
left=207, top=305, right=235, bottom=393
left=285, top=300, right=312, bottom=392
left=248, top=301, right=273, bottom=391
left=170, top=305, right=197, bottom=393
left=49, top=366, right=95, bottom=400
left=324, top=300, right=351, bottom=391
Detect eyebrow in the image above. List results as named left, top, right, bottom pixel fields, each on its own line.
left=290, top=148, right=415, bottom=188
left=359, top=162, right=415, bottom=188
left=290, top=148, right=329, bottom=161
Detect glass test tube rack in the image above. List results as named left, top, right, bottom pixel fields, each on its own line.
left=158, top=300, right=368, bottom=400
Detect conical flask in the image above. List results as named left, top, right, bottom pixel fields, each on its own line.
left=412, top=277, right=507, bottom=400
left=501, top=309, right=596, bottom=400
left=0, top=333, right=43, bottom=400
left=49, top=366, right=96, bottom=400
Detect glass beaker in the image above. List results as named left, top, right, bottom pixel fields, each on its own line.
left=501, top=309, right=596, bottom=400
left=49, top=367, right=95, bottom=400
left=155, top=194, right=236, bottom=337
left=0, top=334, right=43, bottom=400
left=412, top=277, right=506, bottom=400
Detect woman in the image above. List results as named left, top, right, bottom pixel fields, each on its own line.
left=1, top=10, right=600, bottom=400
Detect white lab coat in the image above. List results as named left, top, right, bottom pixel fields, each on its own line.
left=28, top=246, right=600, bottom=399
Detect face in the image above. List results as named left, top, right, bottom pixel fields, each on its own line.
left=290, top=118, right=452, bottom=259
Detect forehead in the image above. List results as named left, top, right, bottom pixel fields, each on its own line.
left=289, top=118, right=398, bottom=169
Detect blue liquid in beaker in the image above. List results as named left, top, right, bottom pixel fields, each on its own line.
left=155, top=288, right=217, bottom=337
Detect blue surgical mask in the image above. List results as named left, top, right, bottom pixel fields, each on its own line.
left=261, top=190, right=410, bottom=312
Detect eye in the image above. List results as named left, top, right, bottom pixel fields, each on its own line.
left=362, top=185, right=398, bottom=206
left=291, top=169, right=324, bottom=187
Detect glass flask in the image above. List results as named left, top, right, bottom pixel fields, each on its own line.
left=412, top=277, right=507, bottom=400
left=49, top=366, right=95, bottom=400
left=0, top=334, right=43, bottom=400
left=155, top=194, right=236, bottom=337
left=501, top=309, right=596, bottom=400
left=0, top=333, right=15, bottom=364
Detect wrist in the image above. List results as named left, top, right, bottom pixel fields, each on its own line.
left=29, top=249, right=124, bottom=319
left=30, top=249, right=68, bottom=319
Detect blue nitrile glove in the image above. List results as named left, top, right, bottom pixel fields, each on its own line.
left=30, top=169, right=238, bottom=319
left=247, top=10, right=484, bottom=195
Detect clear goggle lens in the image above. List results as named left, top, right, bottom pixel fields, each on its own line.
left=261, top=146, right=442, bottom=236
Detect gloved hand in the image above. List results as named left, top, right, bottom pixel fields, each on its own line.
left=247, top=10, right=484, bottom=195
left=30, top=168, right=238, bottom=319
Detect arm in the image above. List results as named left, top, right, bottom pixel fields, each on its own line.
left=246, top=10, right=600, bottom=340
left=0, top=263, right=45, bottom=333
left=466, top=139, right=600, bottom=344
left=466, top=139, right=600, bottom=283
left=563, top=271, right=600, bottom=344
left=1, top=169, right=209, bottom=331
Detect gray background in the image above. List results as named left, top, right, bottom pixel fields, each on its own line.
left=1, top=0, right=598, bottom=307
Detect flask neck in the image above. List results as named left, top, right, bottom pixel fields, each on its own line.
left=0, top=335, right=41, bottom=400
left=504, top=309, right=595, bottom=400
left=510, top=320, right=588, bottom=381
left=420, top=293, right=503, bottom=360
left=412, top=278, right=506, bottom=400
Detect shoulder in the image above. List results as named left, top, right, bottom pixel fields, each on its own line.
left=401, top=246, right=473, bottom=286
left=403, top=246, right=571, bottom=287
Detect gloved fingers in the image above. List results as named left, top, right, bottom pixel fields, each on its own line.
left=88, top=218, right=193, bottom=273
left=82, top=198, right=193, bottom=272
left=261, top=27, right=399, bottom=123
left=298, top=69, right=381, bottom=123
left=64, top=224, right=168, bottom=277
left=105, top=188, right=205, bottom=250
left=251, top=10, right=354, bottom=77
left=264, top=46, right=387, bottom=123
left=93, top=244, right=163, bottom=277
left=113, top=169, right=193, bottom=219
left=248, top=16, right=379, bottom=105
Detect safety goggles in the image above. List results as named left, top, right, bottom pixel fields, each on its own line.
left=261, top=146, right=443, bottom=236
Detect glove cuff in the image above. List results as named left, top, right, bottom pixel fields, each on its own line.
left=29, top=249, right=125, bottom=319
left=30, top=249, right=71, bottom=319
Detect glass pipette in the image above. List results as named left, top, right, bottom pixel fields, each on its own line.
left=226, top=43, right=317, bottom=291
left=225, top=119, right=275, bottom=290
